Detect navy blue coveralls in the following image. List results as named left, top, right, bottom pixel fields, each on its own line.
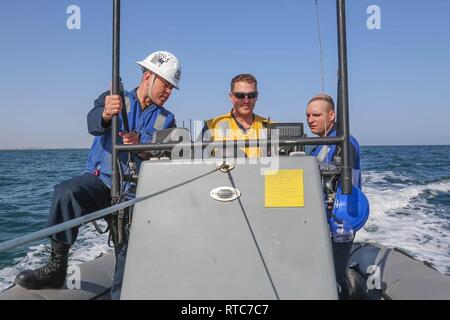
left=310, top=125, right=361, bottom=298
left=45, top=88, right=176, bottom=298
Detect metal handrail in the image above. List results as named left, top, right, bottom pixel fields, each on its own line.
left=0, top=166, right=220, bottom=253
left=0, top=198, right=133, bottom=253
left=114, top=136, right=344, bottom=152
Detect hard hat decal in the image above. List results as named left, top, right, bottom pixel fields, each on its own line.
left=150, top=55, right=166, bottom=67
left=151, top=52, right=172, bottom=66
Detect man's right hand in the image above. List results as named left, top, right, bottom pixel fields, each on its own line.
left=102, top=95, right=122, bottom=122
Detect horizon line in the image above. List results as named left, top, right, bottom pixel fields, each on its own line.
left=1, top=144, right=450, bottom=151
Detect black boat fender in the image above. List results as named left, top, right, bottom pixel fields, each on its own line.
left=347, top=242, right=450, bottom=300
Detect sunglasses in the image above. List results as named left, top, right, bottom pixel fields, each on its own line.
left=232, top=92, right=258, bottom=100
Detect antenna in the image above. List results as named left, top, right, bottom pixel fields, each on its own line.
left=314, top=0, right=326, bottom=94
left=189, top=118, right=193, bottom=143
left=314, top=1, right=331, bottom=170
left=267, top=117, right=271, bottom=157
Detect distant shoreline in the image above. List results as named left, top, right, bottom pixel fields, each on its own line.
left=0, top=147, right=90, bottom=151
left=1, top=144, right=449, bottom=151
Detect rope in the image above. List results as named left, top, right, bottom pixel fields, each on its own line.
left=226, top=170, right=280, bottom=300
left=0, top=166, right=221, bottom=253
left=314, top=0, right=333, bottom=170
left=314, top=0, right=326, bottom=94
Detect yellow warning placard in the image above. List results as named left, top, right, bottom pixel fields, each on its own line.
left=264, top=169, right=304, bottom=207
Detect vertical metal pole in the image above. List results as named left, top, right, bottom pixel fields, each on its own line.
left=189, top=119, right=193, bottom=143
left=111, top=0, right=121, bottom=199
left=336, top=0, right=352, bottom=194
left=336, top=77, right=341, bottom=136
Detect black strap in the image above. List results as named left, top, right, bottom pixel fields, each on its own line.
left=91, top=220, right=110, bottom=234
left=119, top=81, right=130, bottom=133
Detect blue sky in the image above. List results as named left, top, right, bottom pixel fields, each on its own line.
left=0, top=0, right=449, bottom=148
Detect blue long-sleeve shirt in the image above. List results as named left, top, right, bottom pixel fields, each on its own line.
left=85, top=88, right=176, bottom=189
left=310, top=126, right=362, bottom=188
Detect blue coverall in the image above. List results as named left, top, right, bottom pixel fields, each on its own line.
left=46, top=88, right=176, bottom=299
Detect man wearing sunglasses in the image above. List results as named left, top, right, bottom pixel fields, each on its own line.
left=202, top=74, right=269, bottom=158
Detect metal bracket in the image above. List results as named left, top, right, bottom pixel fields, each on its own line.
left=216, top=161, right=235, bottom=173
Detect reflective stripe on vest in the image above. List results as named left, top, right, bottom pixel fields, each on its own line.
left=124, top=96, right=131, bottom=113
left=215, top=120, right=230, bottom=138
left=153, top=114, right=167, bottom=130
left=316, top=145, right=330, bottom=163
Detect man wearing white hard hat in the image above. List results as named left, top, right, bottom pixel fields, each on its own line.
left=15, top=51, right=182, bottom=299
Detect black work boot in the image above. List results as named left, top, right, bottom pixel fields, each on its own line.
left=15, top=241, right=69, bottom=290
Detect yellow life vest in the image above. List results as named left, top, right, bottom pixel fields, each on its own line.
left=204, top=112, right=270, bottom=158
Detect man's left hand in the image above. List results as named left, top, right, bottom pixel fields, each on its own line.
left=120, top=132, right=140, bottom=145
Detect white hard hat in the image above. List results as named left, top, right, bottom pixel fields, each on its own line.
left=137, top=51, right=181, bottom=89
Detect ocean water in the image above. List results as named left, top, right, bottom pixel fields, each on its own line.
left=0, top=146, right=449, bottom=291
